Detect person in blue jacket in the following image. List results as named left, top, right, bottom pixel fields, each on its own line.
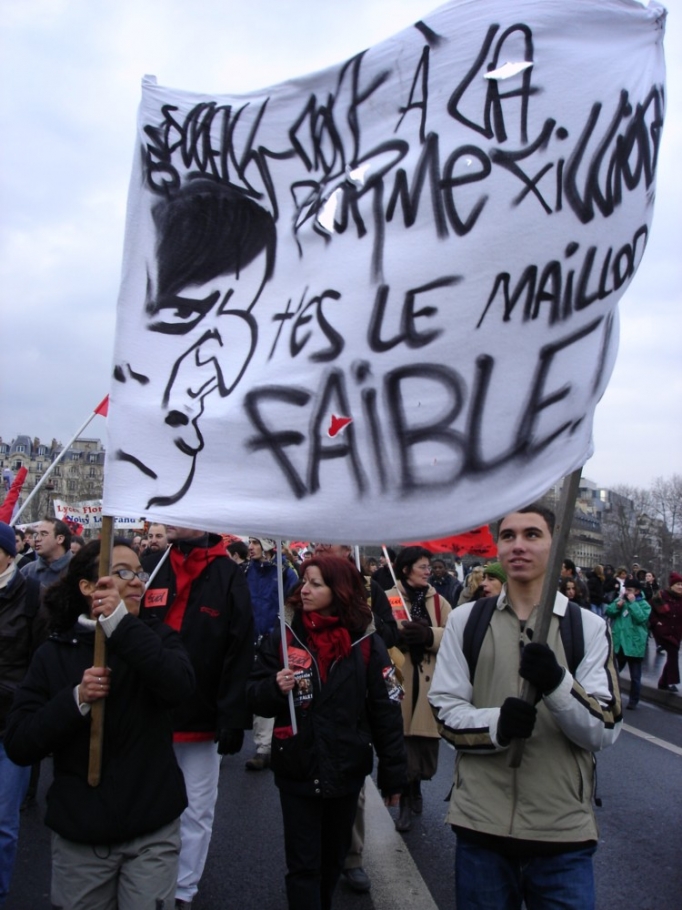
left=244, top=537, right=299, bottom=771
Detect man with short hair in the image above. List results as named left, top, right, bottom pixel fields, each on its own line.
left=146, top=523, right=168, bottom=555
left=430, top=558, right=462, bottom=607
left=0, top=522, right=44, bottom=907
left=141, top=524, right=254, bottom=909
left=14, top=530, right=35, bottom=569
left=244, top=538, right=299, bottom=771
left=430, top=503, right=621, bottom=910
left=20, top=518, right=71, bottom=589
left=372, top=547, right=397, bottom=591
left=227, top=539, right=248, bottom=569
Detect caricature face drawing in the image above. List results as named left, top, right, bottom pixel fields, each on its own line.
left=113, top=179, right=276, bottom=509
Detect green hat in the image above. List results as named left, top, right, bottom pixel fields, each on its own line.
left=483, top=562, right=507, bottom=584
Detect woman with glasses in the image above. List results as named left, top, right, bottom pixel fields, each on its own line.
left=5, top=539, right=194, bottom=910
left=385, top=546, right=452, bottom=832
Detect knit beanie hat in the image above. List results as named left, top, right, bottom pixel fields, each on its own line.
left=483, top=562, right=507, bottom=584
left=624, top=576, right=642, bottom=591
left=254, top=537, right=276, bottom=553
left=0, top=522, right=17, bottom=558
left=669, top=572, right=682, bottom=587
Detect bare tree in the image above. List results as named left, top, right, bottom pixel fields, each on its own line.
left=650, top=474, right=682, bottom=573
left=600, top=485, right=660, bottom=573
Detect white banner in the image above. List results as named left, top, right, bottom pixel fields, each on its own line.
left=104, top=0, right=666, bottom=543
left=53, top=500, right=145, bottom=532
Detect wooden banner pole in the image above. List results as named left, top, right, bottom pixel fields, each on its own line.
left=88, top=514, right=114, bottom=786
left=507, top=467, right=583, bottom=769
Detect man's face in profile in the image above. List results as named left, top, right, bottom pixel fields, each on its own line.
left=146, top=251, right=266, bottom=458
left=112, top=175, right=275, bottom=512
left=113, top=255, right=265, bottom=510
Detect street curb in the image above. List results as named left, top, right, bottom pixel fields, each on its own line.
left=364, top=778, right=439, bottom=910
left=619, top=680, right=682, bottom=713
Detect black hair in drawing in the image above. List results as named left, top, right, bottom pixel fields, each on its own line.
left=150, top=178, right=277, bottom=302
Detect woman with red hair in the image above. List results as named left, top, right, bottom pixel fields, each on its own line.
left=247, top=555, right=406, bottom=910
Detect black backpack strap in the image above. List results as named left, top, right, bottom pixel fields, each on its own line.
left=462, top=596, right=499, bottom=682
left=559, top=601, right=585, bottom=675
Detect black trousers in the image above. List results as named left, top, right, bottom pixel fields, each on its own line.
left=279, top=788, right=361, bottom=910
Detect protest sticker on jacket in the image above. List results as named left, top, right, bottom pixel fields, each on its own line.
left=103, top=0, right=666, bottom=543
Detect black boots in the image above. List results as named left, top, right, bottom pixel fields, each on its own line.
left=410, top=779, right=423, bottom=814
left=395, top=793, right=412, bottom=832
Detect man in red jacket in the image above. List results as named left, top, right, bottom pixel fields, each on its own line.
left=142, top=524, right=254, bottom=909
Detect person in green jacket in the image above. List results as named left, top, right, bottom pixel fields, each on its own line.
left=606, top=576, right=651, bottom=710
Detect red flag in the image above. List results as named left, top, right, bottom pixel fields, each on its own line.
left=94, top=395, right=109, bottom=417
left=0, top=467, right=28, bottom=523
left=402, top=526, right=497, bottom=559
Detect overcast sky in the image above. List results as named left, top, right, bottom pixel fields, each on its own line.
left=2, top=0, right=680, bottom=494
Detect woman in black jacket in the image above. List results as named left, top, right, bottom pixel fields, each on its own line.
left=5, top=539, right=194, bottom=910
left=247, top=555, right=406, bottom=910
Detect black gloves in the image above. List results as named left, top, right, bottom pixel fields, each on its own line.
left=497, top=697, right=537, bottom=746
left=400, top=620, right=434, bottom=647
left=519, top=642, right=564, bottom=695
left=215, top=728, right=244, bottom=755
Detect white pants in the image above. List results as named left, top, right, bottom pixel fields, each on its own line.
left=173, top=741, right=221, bottom=903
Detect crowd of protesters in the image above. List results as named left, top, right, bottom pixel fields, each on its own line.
left=1, top=515, right=680, bottom=910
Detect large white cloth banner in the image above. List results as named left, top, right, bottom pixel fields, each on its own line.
left=104, top=0, right=667, bottom=543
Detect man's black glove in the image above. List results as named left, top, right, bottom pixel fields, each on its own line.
left=519, top=642, right=564, bottom=695
left=215, top=728, right=244, bottom=755
left=400, top=620, right=434, bottom=647
left=497, top=697, right=537, bottom=746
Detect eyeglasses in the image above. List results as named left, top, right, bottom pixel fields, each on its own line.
left=112, top=568, right=150, bottom=583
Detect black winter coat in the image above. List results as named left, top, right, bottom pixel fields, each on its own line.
left=0, top=568, right=45, bottom=735
left=142, top=537, right=254, bottom=734
left=247, top=611, right=407, bottom=799
left=5, top=613, right=194, bottom=844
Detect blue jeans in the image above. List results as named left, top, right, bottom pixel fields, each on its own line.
left=0, top=742, right=31, bottom=907
left=455, top=839, right=597, bottom=910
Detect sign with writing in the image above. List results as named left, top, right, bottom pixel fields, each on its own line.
left=103, top=0, right=666, bottom=543
left=53, top=500, right=145, bottom=531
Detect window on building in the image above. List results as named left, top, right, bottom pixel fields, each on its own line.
left=67, top=480, right=78, bottom=492
left=15, top=445, right=25, bottom=453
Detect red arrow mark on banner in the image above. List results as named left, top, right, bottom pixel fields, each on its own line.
left=328, top=414, right=353, bottom=438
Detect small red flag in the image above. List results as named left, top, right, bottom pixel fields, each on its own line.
left=94, top=395, right=109, bottom=417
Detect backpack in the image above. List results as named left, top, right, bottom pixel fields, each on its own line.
left=462, top=596, right=585, bottom=682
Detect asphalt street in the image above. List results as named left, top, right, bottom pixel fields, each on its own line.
left=7, top=639, right=682, bottom=909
